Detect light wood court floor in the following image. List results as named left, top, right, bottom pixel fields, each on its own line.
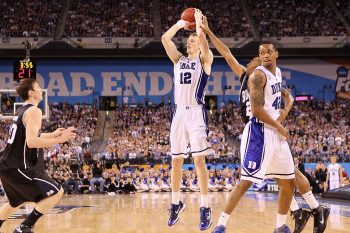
left=1, top=192, right=349, bottom=233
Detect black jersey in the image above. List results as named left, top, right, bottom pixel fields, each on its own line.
left=239, top=72, right=251, bottom=124
left=0, top=104, right=38, bottom=169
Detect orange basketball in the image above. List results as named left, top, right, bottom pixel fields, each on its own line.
left=181, top=8, right=196, bottom=31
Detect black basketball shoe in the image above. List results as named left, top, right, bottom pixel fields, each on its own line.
left=291, top=208, right=312, bottom=233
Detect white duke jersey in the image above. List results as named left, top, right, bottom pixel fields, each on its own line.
left=328, top=163, right=340, bottom=181
left=174, top=56, right=210, bottom=106
left=250, top=65, right=282, bottom=121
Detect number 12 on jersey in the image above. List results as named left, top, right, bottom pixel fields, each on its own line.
left=180, top=72, right=192, bottom=84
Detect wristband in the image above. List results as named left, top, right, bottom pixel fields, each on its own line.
left=176, top=20, right=186, bottom=28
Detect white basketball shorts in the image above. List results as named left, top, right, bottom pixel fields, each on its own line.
left=170, top=105, right=211, bottom=158
left=240, top=117, right=295, bottom=184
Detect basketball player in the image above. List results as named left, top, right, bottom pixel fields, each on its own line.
left=161, top=8, right=213, bottom=230
left=326, top=155, right=342, bottom=190
left=200, top=17, right=329, bottom=233
left=0, top=78, right=76, bottom=233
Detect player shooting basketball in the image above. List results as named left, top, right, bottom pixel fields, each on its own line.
left=161, top=8, right=214, bottom=230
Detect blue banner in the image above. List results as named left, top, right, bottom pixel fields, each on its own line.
left=0, top=59, right=343, bottom=104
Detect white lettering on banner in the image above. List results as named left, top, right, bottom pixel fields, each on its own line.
left=124, top=72, right=147, bottom=96
left=207, top=72, right=223, bottom=95
left=0, top=73, right=15, bottom=89
left=225, top=71, right=240, bottom=95
left=101, top=72, right=122, bottom=96
left=47, top=73, right=70, bottom=96
left=71, top=72, right=95, bottom=96
left=148, top=72, right=172, bottom=96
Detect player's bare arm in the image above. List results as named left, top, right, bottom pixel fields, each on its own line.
left=194, top=9, right=213, bottom=74
left=161, top=20, right=194, bottom=64
left=200, top=16, right=245, bottom=77
left=277, top=88, right=294, bottom=123
left=25, top=107, right=76, bottom=148
left=249, top=70, right=289, bottom=138
left=40, top=128, right=65, bottom=139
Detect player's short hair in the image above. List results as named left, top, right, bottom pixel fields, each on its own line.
left=189, top=32, right=198, bottom=37
left=16, top=78, right=36, bottom=101
left=259, top=40, right=277, bottom=51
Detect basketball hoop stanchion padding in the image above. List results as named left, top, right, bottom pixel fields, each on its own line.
left=0, top=89, right=49, bottom=120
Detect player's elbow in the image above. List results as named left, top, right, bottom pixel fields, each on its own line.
left=161, top=35, right=168, bottom=44
left=26, top=137, right=38, bottom=148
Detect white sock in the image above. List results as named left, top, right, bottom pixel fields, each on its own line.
left=290, top=196, right=300, bottom=212
left=200, top=195, right=209, bottom=208
left=172, top=192, right=180, bottom=205
left=276, top=214, right=287, bottom=228
left=302, top=191, right=319, bottom=209
left=217, top=212, right=230, bottom=226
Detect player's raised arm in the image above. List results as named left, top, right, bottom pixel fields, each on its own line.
left=277, top=88, right=294, bottom=123
left=25, top=107, right=76, bottom=148
left=194, top=9, right=213, bottom=73
left=249, top=70, right=289, bottom=138
left=200, top=16, right=245, bottom=78
left=161, top=19, right=194, bottom=64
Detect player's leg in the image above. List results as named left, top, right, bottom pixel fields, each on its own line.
left=168, top=108, right=187, bottom=226
left=190, top=107, right=212, bottom=231
left=213, top=120, right=272, bottom=233
left=266, top=140, right=295, bottom=233
left=294, top=169, right=330, bottom=233
left=14, top=171, right=63, bottom=232
left=274, top=178, right=295, bottom=232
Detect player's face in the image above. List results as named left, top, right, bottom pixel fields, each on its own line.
left=30, top=82, right=43, bottom=102
left=246, top=57, right=261, bottom=75
left=259, top=44, right=278, bottom=68
left=186, top=35, right=200, bottom=55
left=331, top=156, right=337, bottom=163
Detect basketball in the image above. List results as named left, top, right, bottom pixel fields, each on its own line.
left=181, top=8, right=196, bottom=30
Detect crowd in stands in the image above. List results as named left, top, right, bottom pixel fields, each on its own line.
left=0, top=0, right=63, bottom=37
left=160, top=0, right=253, bottom=38
left=286, top=100, right=350, bottom=163
left=64, top=0, right=153, bottom=37
left=248, top=0, right=347, bottom=37
left=335, top=0, right=350, bottom=24
left=1, top=0, right=348, bottom=39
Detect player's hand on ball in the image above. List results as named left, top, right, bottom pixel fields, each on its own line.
left=184, top=21, right=196, bottom=31
left=194, top=8, right=203, bottom=20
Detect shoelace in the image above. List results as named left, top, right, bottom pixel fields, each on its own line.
left=200, top=209, right=209, bottom=221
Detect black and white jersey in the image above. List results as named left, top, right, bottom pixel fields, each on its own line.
left=0, top=104, right=38, bottom=169
left=239, top=72, right=251, bottom=124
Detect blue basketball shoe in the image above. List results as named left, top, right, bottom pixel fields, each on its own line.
left=211, top=225, right=226, bottom=233
left=273, top=224, right=292, bottom=233
left=168, top=201, right=186, bottom=226
left=199, top=207, right=212, bottom=231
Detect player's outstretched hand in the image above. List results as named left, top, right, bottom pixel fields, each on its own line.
left=200, top=16, right=211, bottom=34
left=52, top=128, right=65, bottom=137
left=59, top=127, right=77, bottom=143
left=194, top=9, right=204, bottom=28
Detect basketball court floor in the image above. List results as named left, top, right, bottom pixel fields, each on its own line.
left=0, top=192, right=349, bottom=232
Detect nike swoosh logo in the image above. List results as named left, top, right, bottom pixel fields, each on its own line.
left=320, top=214, right=324, bottom=224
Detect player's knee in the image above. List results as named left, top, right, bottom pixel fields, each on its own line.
left=194, top=156, right=206, bottom=169
left=172, top=157, right=184, bottom=168
left=237, top=180, right=252, bottom=190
